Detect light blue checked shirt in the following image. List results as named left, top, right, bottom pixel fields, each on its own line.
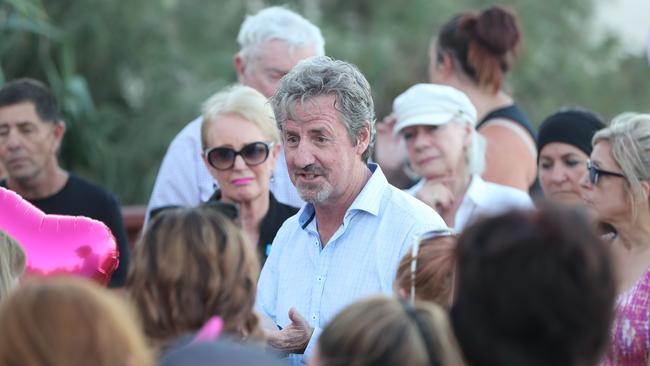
left=256, top=164, right=446, bottom=365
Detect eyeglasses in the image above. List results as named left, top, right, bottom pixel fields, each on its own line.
left=586, top=159, right=625, bottom=185
left=410, top=228, right=454, bottom=303
left=204, top=142, right=273, bottom=171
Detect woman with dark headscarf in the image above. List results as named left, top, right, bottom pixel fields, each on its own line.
left=537, top=108, right=606, bottom=204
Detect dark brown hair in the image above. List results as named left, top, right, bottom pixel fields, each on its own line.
left=0, top=78, right=62, bottom=123
left=435, top=6, right=521, bottom=93
left=451, top=205, right=616, bottom=366
left=127, top=207, right=262, bottom=349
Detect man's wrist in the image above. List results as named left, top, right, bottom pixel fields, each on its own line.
left=295, top=326, right=314, bottom=354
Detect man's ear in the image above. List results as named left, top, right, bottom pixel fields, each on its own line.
left=438, top=52, right=456, bottom=80
left=52, top=121, right=66, bottom=152
left=233, top=52, right=247, bottom=83
left=355, top=122, right=371, bottom=154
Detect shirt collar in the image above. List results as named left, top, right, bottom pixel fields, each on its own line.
left=297, top=163, right=387, bottom=227
left=346, top=163, right=385, bottom=217
left=463, top=175, right=489, bottom=207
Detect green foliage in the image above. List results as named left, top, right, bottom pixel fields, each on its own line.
left=1, top=0, right=648, bottom=203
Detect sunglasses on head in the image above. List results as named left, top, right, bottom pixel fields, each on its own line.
left=410, top=228, right=454, bottom=303
left=586, top=159, right=625, bottom=185
left=149, top=201, right=239, bottom=222
left=204, top=141, right=273, bottom=171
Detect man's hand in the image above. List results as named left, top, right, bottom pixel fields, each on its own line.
left=374, top=114, right=407, bottom=171
left=374, top=114, right=414, bottom=188
left=266, top=308, right=314, bottom=354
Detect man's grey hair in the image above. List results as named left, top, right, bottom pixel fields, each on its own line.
left=237, top=6, right=325, bottom=62
left=271, top=56, right=376, bottom=163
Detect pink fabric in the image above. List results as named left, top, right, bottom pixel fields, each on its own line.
left=601, top=267, right=650, bottom=365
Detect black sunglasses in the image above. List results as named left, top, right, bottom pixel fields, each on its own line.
left=149, top=201, right=239, bottom=222
left=586, top=159, right=625, bottom=185
left=204, top=142, right=273, bottom=171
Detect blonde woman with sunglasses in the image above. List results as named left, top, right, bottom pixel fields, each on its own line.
left=201, top=85, right=298, bottom=264
left=579, top=113, right=650, bottom=365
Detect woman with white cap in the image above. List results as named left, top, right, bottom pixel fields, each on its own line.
left=393, top=83, right=532, bottom=231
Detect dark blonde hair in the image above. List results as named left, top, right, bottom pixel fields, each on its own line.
left=128, top=207, right=262, bottom=349
left=395, top=235, right=456, bottom=307
left=0, top=276, right=153, bottom=366
left=317, top=295, right=466, bottom=366
left=593, top=113, right=650, bottom=221
left=0, top=230, right=25, bottom=301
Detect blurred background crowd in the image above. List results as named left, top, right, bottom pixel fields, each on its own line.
left=1, top=0, right=648, bottom=204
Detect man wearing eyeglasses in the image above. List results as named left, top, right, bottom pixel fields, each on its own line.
left=145, top=6, right=325, bottom=224
left=0, top=78, right=130, bottom=288
left=256, top=57, right=447, bottom=365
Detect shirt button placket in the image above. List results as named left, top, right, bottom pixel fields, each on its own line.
left=310, top=236, right=327, bottom=327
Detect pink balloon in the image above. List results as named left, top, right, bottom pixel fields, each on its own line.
left=0, top=187, right=118, bottom=285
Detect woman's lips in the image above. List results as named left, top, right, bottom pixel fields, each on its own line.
left=231, top=177, right=254, bottom=186
left=416, top=155, right=439, bottom=166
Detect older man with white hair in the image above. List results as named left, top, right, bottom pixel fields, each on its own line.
left=146, top=7, right=324, bottom=223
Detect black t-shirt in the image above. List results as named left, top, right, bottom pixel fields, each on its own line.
left=477, top=104, right=542, bottom=197
left=207, top=190, right=298, bottom=265
left=1, top=174, right=130, bottom=287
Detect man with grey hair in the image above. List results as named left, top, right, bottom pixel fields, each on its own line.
left=256, top=56, right=446, bottom=365
left=146, top=6, right=324, bottom=223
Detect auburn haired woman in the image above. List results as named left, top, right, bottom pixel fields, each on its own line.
left=429, top=6, right=537, bottom=193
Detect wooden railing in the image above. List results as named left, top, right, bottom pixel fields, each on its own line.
left=121, top=205, right=147, bottom=249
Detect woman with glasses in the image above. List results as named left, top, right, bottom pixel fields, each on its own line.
left=537, top=108, right=605, bottom=205
left=579, top=113, right=650, bottom=366
left=393, top=83, right=532, bottom=231
left=201, top=85, right=298, bottom=263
